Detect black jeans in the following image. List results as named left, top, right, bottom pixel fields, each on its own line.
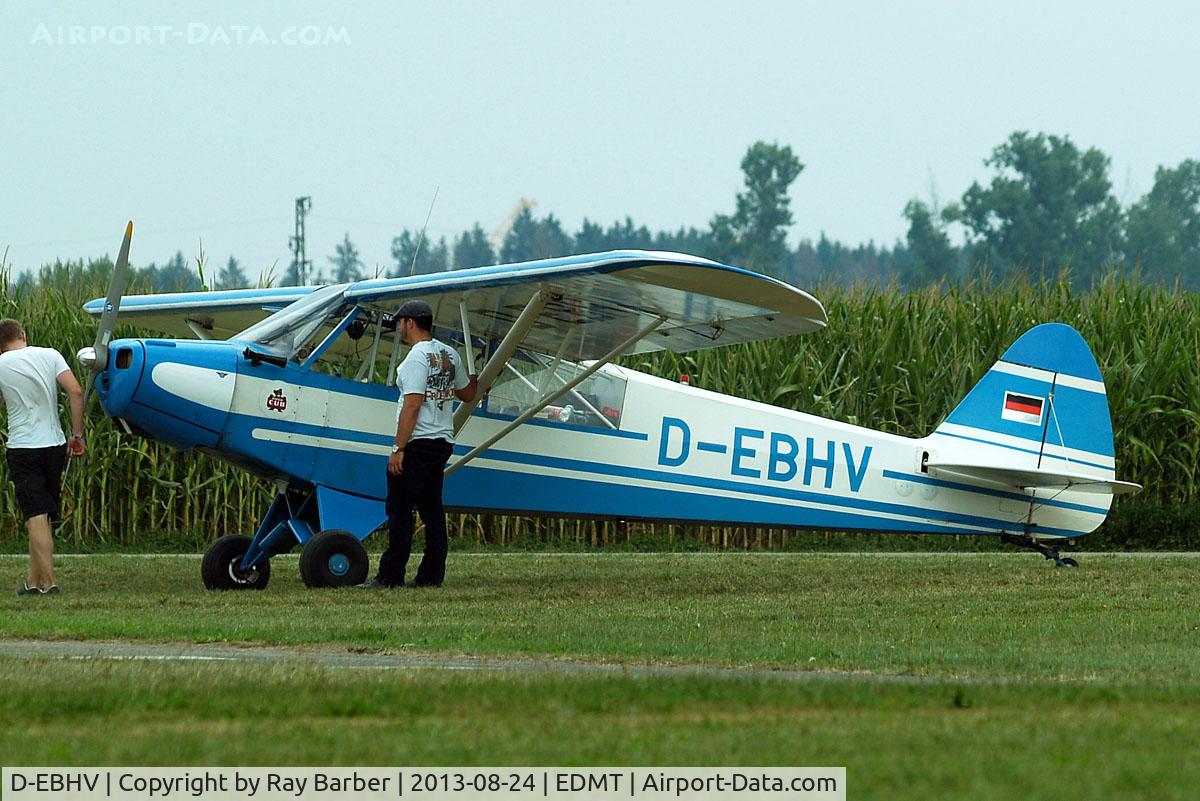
left=377, top=437, right=454, bottom=586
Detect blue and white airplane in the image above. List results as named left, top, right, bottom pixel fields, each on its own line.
left=81, top=223, right=1139, bottom=589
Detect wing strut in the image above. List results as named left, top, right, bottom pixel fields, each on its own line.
left=452, top=287, right=553, bottom=433
left=363, top=312, right=385, bottom=382
left=458, top=300, right=476, bottom=374
left=384, top=324, right=403, bottom=386
left=446, top=314, right=667, bottom=477
left=185, top=319, right=215, bottom=340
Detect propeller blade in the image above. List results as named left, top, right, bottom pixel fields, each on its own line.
left=93, top=220, right=133, bottom=371
left=81, top=220, right=133, bottom=413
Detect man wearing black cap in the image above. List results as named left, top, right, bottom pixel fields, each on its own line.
left=363, top=299, right=477, bottom=588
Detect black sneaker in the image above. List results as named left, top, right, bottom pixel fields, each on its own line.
left=43, top=585, right=60, bottom=595
left=355, top=578, right=399, bottom=589
left=16, top=583, right=42, bottom=596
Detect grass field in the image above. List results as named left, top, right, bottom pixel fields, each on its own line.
left=2, top=553, right=1198, bottom=799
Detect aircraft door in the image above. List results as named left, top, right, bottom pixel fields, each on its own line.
left=313, top=376, right=396, bottom=501
left=278, top=372, right=331, bottom=484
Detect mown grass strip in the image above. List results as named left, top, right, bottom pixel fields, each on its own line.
left=3, top=554, right=1198, bottom=685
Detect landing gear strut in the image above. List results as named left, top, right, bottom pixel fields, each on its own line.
left=1001, top=533, right=1079, bottom=568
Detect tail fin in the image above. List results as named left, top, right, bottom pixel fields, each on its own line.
left=928, top=324, right=1137, bottom=537
left=933, top=323, right=1116, bottom=477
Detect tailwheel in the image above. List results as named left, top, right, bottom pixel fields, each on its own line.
left=1000, top=533, right=1080, bottom=569
left=201, top=534, right=271, bottom=590
left=299, top=530, right=369, bottom=588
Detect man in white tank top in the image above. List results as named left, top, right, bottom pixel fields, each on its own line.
left=0, top=319, right=86, bottom=595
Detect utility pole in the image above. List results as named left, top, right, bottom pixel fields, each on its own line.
left=289, top=196, right=312, bottom=285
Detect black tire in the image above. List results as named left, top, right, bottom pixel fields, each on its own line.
left=299, top=530, right=369, bottom=588
left=1060, top=557, right=1079, bottom=568
left=201, top=534, right=271, bottom=590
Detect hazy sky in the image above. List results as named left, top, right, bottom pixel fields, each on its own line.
left=2, top=1, right=1197, bottom=279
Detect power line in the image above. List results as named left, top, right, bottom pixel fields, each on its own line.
left=309, top=213, right=401, bottom=227
left=4, top=217, right=288, bottom=249
left=309, top=213, right=459, bottom=238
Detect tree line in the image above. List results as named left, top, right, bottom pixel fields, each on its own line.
left=34, top=131, right=1198, bottom=292
left=374, top=132, right=1199, bottom=290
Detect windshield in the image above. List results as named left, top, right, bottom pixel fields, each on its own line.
left=232, top=284, right=349, bottom=359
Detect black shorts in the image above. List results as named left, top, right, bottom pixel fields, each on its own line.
left=6, top=445, right=67, bottom=523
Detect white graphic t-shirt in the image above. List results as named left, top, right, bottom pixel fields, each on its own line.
left=0, top=345, right=71, bottom=449
left=395, top=339, right=469, bottom=443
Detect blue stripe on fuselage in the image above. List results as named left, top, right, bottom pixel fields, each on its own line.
left=445, top=460, right=1090, bottom=538
left=445, top=445, right=1096, bottom=536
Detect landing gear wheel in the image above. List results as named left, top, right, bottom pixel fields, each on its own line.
left=201, top=534, right=271, bottom=590
left=299, top=530, right=369, bottom=588
left=1058, top=557, right=1079, bottom=568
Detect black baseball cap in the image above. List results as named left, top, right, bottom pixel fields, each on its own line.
left=395, top=299, right=433, bottom=319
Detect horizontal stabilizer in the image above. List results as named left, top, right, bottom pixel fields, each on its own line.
left=926, top=461, right=1142, bottom=495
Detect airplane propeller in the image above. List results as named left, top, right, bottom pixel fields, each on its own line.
left=77, top=220, right=133, bottom=411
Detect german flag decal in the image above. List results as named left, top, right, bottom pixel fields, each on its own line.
left=1002, top=391, right=1045, bottom=425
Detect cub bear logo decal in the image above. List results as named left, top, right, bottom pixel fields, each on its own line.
left=266, top=388, right=287, bottom=412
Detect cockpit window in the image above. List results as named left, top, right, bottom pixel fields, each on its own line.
left=232, top=284, right=349, bottom=359
left=307, top=309, right=399, bottom=381
left=486, top=351, right=628, bottom=429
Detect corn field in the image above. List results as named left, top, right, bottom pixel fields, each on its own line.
left=1, top=263, right=1197, bottom=550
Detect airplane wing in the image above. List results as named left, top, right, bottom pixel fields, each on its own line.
left=82, top=286, right=324, bottom=340
left=346, top=250, right=827, bottom=359
left=926, top=461, right=1142, bottom=495
left=83, top=251, right=826, bottom=359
